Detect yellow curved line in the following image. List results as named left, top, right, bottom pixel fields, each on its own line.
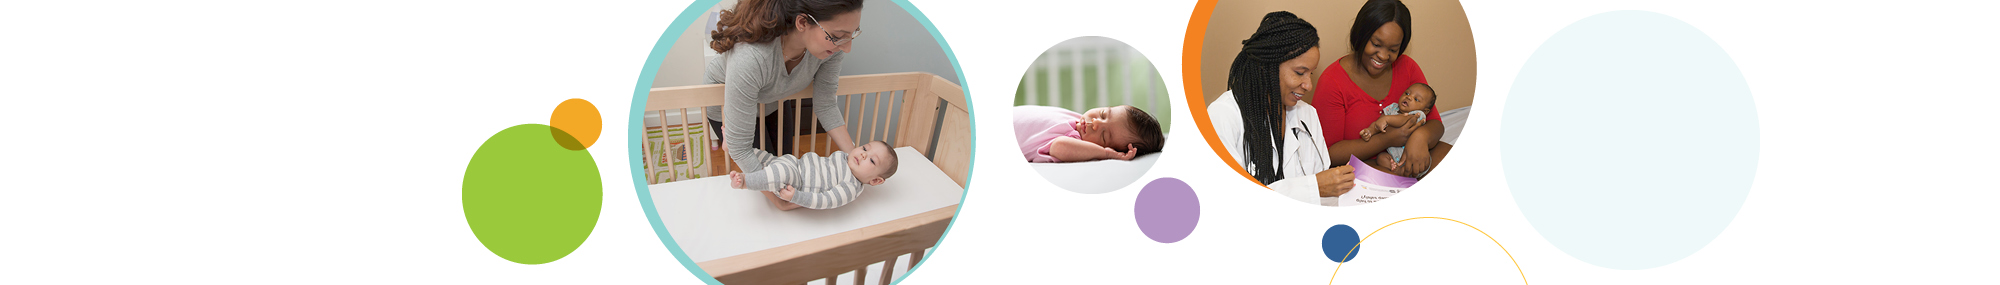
left=1328, top=217, right=1527, bottom=284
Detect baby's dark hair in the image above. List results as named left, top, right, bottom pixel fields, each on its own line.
left=1119, top=105, right=1166, bottom=156
left=1407, top=82, right=1436, bottom=109
left=873, top=140, right=898, bottom=179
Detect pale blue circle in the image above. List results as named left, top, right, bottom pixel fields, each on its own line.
left=1501, top=10, right=1757, bottom=270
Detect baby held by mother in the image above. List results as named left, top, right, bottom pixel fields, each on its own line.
left=1209, top=0, right=1453, bottom=206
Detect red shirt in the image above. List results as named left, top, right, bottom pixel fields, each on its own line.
left=1312, top=54, right=1440, bottom=148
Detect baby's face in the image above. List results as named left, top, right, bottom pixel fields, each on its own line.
left=1080, top=106, right=1135, bottom=150
left=847, top=141, right=894, bottom=181
left=1399, top=85, right=1435, bottom=113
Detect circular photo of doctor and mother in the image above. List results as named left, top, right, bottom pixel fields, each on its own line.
left=1187, top=0, right=1476, bottom=207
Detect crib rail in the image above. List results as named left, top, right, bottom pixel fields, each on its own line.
left=699, top=205, right=955, bottom=285
left=644, top=72, right=969, bottom=187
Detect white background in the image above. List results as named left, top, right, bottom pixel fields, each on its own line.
left=4, top=0, right=1997, bottom=283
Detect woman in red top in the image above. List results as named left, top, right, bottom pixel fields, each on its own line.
left=1312, top=0, right=1452, bottom=178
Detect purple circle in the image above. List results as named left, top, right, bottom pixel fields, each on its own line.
left=1134, top=177, right=1199, bottom=243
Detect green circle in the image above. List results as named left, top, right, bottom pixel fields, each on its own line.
left=464, top=124, right=602, bottom=264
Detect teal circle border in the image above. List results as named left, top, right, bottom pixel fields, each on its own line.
left=626, top=1, right=974, bottom=284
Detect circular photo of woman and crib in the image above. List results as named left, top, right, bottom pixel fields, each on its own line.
left=1013, top=36, right=1172, bottom=194
left=631, top=0, right=968, bottom=284
left=1187, top=0, right=1477, bottom=206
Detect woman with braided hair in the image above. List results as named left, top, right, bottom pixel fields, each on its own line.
left=1208, top=11, right=1358, bottom=205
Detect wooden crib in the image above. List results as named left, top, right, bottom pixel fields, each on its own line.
left=644, top=72, right=969, bottom=285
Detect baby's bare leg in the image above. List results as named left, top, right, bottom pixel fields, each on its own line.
left=1367, top=153, right=1397, bottom=173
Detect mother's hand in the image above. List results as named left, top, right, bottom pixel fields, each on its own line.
left=1316, top=165, right=1356, bottom=197
left=825, top=125, right=859, bottom=152
left=1391, top=147, right=1431, bottom=178
left=1371, top=116, right=1421, bottom=147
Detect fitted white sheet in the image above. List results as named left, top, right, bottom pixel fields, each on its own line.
left=1027, top=153, right=1161, bottom=194
left=652, top=147, right=964, bottom=262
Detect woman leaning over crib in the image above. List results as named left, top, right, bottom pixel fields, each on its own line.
left=1313, top=0, right=1452, bottom=178
left=1208, top=11, right=1357, bottom=205
left=704, top=0, right=866, bottom=173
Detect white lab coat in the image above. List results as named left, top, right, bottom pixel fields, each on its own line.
left=1208, top=91, right=1336, bottom=206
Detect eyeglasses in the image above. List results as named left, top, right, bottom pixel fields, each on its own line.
left=805, top=14, right=860, bottom=46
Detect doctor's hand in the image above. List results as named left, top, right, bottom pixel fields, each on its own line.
left=1316, top=165, right=1356, bottom=198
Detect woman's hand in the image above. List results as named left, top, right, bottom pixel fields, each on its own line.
left=1392, top=147, right=1432, bottom=178
left=1316, top=165, right=1356, bottom=197
left=826, top=126, right=859, bottom=153
left=1378, top=119, right=1420, bottom=146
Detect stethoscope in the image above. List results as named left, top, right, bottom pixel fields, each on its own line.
left=1287, top=118, right=1328, bottom=176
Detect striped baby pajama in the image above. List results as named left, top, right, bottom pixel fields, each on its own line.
left=741, top=152, right=866, bottom=210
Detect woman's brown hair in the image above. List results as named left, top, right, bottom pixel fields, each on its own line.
left=709, top=0, right=865, bottom=53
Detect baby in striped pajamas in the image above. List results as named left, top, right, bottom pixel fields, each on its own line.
left=729, top=141, right=900, bottom=210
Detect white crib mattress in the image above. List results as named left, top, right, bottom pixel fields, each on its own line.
left=652, top=147, right=965, bottom=263
left=1027, top=153, right=1161, bottom=194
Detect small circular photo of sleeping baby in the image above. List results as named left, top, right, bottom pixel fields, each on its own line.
left=1188, top=0, right=1477, bottom=206
left=635, top=0, right=968, bottom=284
left=1014, top=36, right=1172, bottom=194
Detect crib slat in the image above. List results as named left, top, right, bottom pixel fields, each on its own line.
left=865, top=92, right=878, bottom=143
left=872, top=91, right=886, bottom=143
left=853, top=265, right=867, bottom=285
left=675, top=108, right=688, bottom=180
left=809, top=98, right=821, bottom=154
left=876, top=91, right=891, bottom=143
left=877, top=255, right=897, bottom=285
left=856, top=92, right=871, bottom=144
left=1046, top=51, right=1057, bottom=106
left=1071, top=47, right=1083, bottom=110
left=642, top=111, right=655, bottom=184
left=1098, top=44, right=1110, bottom=109
left=784, top=100, right=795, bottom=156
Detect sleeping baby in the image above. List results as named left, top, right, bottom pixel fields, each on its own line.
left=1013, top=105, right=1166, bottom=163
left=728, top=140, right=899, bottom=211
left=1359, top=82, right=1436, bottom=165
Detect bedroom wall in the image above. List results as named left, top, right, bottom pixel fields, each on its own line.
left=652, top=0, right=960, bottom=88
left=650, top=1, right=961, bottom=147
left=1198, top=0, right=1476, bottom=112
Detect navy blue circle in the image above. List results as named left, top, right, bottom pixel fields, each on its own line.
left=1322, top=224, right=1361, bottom=263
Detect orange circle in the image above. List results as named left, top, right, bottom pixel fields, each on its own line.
left=550, top=98, right=601, bottom=150
left=1182, top=0, right=1261, bottom=186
